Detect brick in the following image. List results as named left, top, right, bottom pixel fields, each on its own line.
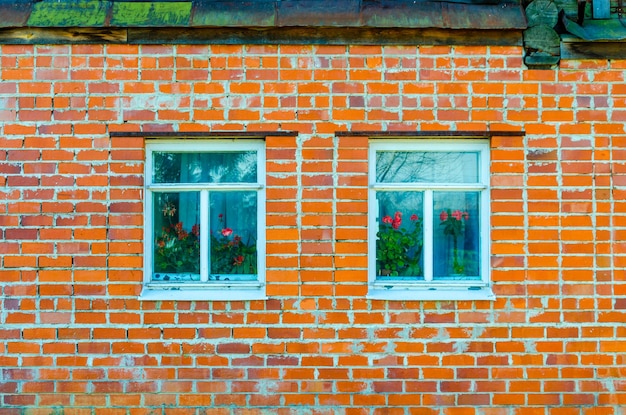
left=0, top=37, right=624, bottom=414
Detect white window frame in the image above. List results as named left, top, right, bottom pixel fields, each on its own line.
left=367, top=139, right=494, bottom=301
left=141, top=139, right=266, bottom=301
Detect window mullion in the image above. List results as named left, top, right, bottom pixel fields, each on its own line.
left=200, top=190, right=210, bottom=282
left=423, top=190, right=433, bottom=282
left=480, top=186, right=490, bottom=284
left=372, top=184, right=486, bottom=192
left=149, top=183, right=262, bottom=192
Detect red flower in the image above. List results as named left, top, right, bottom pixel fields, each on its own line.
left=439, top=211, right=448, bottom=221
left=410, top=214, right=419, bottom=222
left=392, top=211, right=402, bottom=230
left=382, top=215, right=393, bottom=224
left=452, top=210, right=463, bottom=221
left=174, top=222, right=188, bottom=240
left=463, top=211, right=469, bottom=220
left=221, top=227, right=233, bottom=237
left=191, top=224, right=200, bottom=237
left=233, top=255, right=244, bottom=266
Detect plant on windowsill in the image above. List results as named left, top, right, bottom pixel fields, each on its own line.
left=154, top=201, right=200, bottom=275
left=210, top=214, right=257, bottom=276
left=376, top=211, right=423, bottom=277
left=439, top=209, right=469, bottom=275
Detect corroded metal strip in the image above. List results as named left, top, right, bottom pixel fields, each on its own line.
left=110, top=131, right=299, bottom=138
left=127, top=27, right=523, bottom=46
left=0, top=27, right=127, bottom=43
left=0, top=25, right=522, bottom=45
left=561, top=40, right=626, bottom=59
left=335, top=131, right=526, bottom=137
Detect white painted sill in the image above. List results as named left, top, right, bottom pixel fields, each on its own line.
left=140, top=283, right=266, bottom=301
left=367, top=284, right=495, bottom=301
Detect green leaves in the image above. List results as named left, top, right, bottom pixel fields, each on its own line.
left=154, top=223, right=201, bottom=274
left=376, top=212, right=423, bottom=277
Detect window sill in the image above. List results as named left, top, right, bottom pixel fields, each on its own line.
left=367, top=284, right=495, bottom=301
left=140, top=283, right=266, bottom=301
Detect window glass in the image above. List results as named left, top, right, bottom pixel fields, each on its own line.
left=369, top=141, right=491, bottom=300
left=433, top=191, right=481, bottom=280
left=376, top=191, right=424, bottom=280
left=153, top=151, right=258, bottom=184
left=152, top=192, right=200, bottom=282
left=376, top=151, right=479, bottom=183
left=209, top=191, right=258, bottom=280
left=145, top=140, right=265, bottom=300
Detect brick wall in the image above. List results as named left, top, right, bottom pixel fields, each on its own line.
left=1, top=43, right=625, bottom=414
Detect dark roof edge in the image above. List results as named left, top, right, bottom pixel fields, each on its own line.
left=0, top=0, right=527, bottom=30
left=109, top=131, right=525, bottom=139
left=0, top=27, right=523, bottom=46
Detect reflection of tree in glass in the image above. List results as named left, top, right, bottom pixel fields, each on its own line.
left=153, top=152, right=181, bottom=183
left=153, top=151, right=257, bottom=184
left=376, top=151, right=474, bottom=183
left=376, top=151, right=418, bottom=183
left=234, top=151, right=257, bottom=182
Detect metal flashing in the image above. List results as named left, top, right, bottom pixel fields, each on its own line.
left=0, top=0, right=527, bottom=30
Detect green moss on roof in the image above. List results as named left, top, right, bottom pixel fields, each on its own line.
left=27, top=0, right=108, bottom=27
left=110, top=2, right=192, bottom=26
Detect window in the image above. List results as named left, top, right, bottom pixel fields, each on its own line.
left=142, top=140, right=266, bottom=300
left=368, top=139, right=494, bottom=300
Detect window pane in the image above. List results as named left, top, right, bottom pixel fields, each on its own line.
left=152, top=192, right=200, bottom=281
left=376, top=151, right=479, bottom=183
left=153, top=151, right=257, bottom=184
left=376, top=191, right=424, bottom=280
left=210, top=191, right=258, bottom=279
left=433, top=191, right=480, bottom=280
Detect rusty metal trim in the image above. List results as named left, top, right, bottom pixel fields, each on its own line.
left=335, top=130, right=526, bottom=137
left=109, top=131, right=299, bottom=138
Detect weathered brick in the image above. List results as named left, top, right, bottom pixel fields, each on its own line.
left=0, top=36, right=623, bottom=415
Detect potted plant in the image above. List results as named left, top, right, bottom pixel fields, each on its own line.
left=154, top=207, right=257, bottom=279
left=376, top=211, right=423, bottom=277
left=154, top=200, right=201, bottom=275
left=439, top=209, right=469, bottom=274
left=210, top=214, right=257, bottom=276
